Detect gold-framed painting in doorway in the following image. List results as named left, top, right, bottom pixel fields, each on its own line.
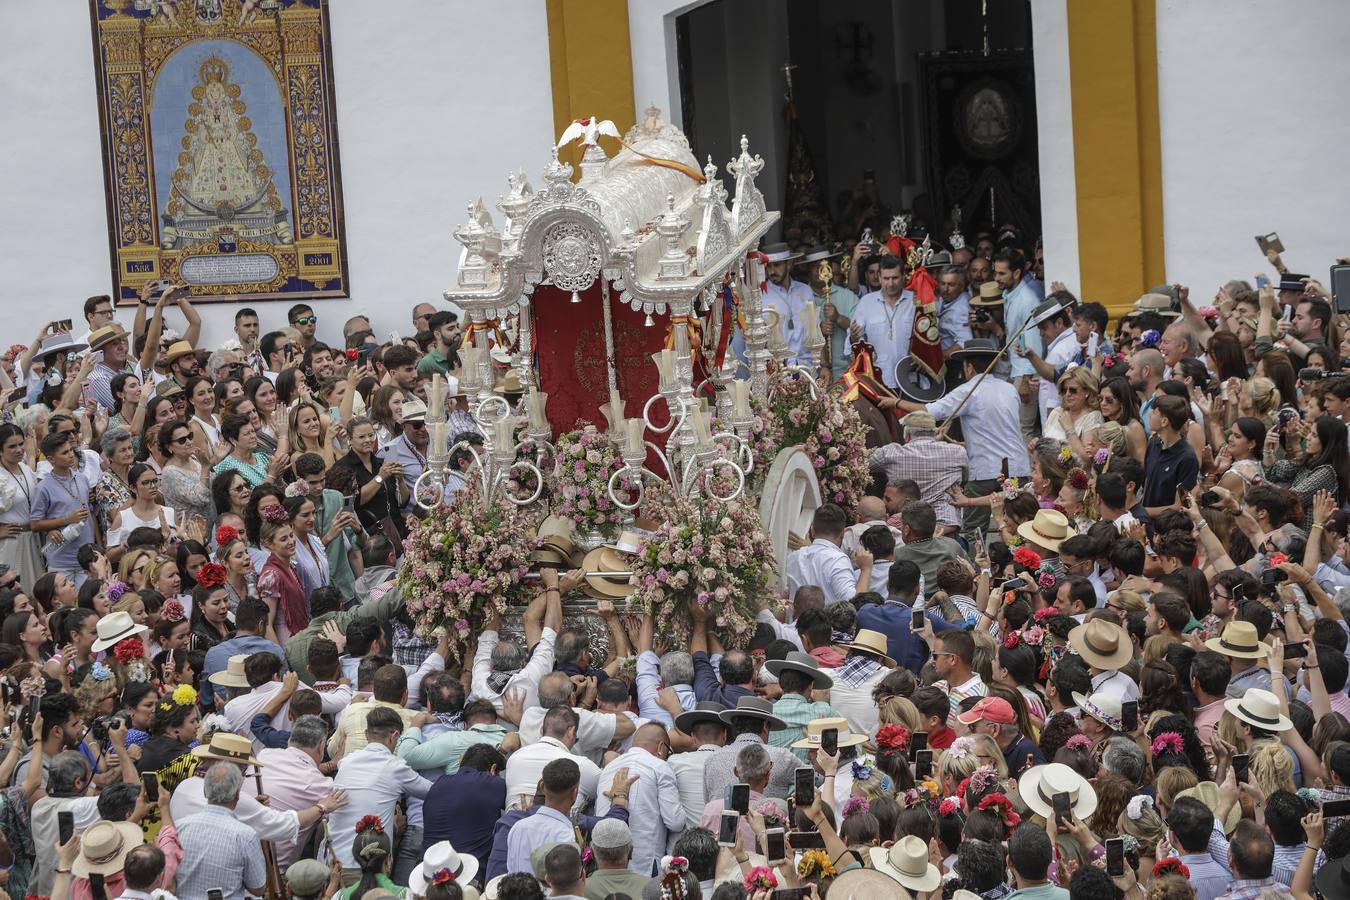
left=89, top=0, right=349, bottom=304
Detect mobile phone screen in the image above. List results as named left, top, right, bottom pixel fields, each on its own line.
left=718, top=810, right=739, bottom=847
left=911, top=730, right=928, bottom=760
left=1053, top=791, right=1072, bottom=825
left=1232, top=753, right=1250, bottom=783
left=788, top=831, right=826, bottom=849
left=1105, top=838, right=1125, bottom=877
left=142, top=772, right=159, bottom=803
left=1120, top=701, right=1138, bottom=734
left=58, top=810, right=74, bottom=845
left=915, top=749, right=933, bottom=780
left=1254, top=273, right=1270, bottom=289
left=794, top=767, right=815, bottom=809
left=820, top=728, right=838, bottom=756
left=729, top=783, right=750, bottom=815
left=911, top=607, right=925, bottom=630
left=765, top=827, right=786, bottom=864
left=1322, top=799, right=1350, bottom=818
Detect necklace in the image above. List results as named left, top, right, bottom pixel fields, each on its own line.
left=882, top=296, right=903, bottom=340
left=49, top=471, right=83, bottom=505
left=3, top=463, right=30, bottom=510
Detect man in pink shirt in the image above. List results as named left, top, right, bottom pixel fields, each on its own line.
left=257, top=715, right=334, bottom=867
left=1189, top=651, right=1230, bottom=752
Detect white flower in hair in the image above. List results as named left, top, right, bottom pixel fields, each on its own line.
left=1126, top=794, right=1154, bottom=821
left=198, top=713, right=232, bottom=739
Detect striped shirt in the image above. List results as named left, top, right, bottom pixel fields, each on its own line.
left=935, top=673, right=987, bottom=728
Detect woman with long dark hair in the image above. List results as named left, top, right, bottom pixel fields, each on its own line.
left=1208, top=415, right=1265, bottom=502
left=0, top=423, right=42, bottom=588
left=1207, top=329, right=1249, bottom=383
left=1098, top=376, right=1146, bottom=461
left=1265, top=414, right=1350, bottom=526
left=1257, top=350, right=1299, bottom=411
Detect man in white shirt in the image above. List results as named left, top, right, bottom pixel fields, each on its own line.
left=517, top=671, right=632, bottom=763
left=1016, top=296, right=1080, bottom=425
left=503, top=706, right=602, bottom=811
left=784, top=503, right=861, bottom=604
left=848, top=255, right=914, bottom=389
left=595, top=723, right=685, bottom=875
left=759, top=243, right=813, bottom=365
left=328, top=708, right=433, bottom=871
left=472, top=571, right=571, bottom=713
left=1067, top=619, right=1140, bottom=703
left=667, top=704, right=729, bottom=829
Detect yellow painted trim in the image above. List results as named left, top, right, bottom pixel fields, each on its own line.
left=546, top=0, right=636, bottom=167
left=1066, top=0, right=1165, bottom=321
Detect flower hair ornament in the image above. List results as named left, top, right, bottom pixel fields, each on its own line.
left=744, top=866, right=778, bottom=892
left=284, top=479, right=311, bottom=498
left=976, top=791, right=1021, bottom=831
left=1093, top=447, right=1111, bottom=468
left=431, top=868, right=457, bottom=885
left=938, top=797, right=961, bottom=817
left=355, top=815, right=385, bottom=835
left=113, top=638, right=146, bottom=664
left=1012, top=546, right=1042, bottom=571
left=841, top=796, right=871, bottom=818
left=1067, top=468, right=1091, bottom=491
left=1138, top=329, right=1161, bottom=348
left=1058, top=445, right=1075, bottom=464
left=1037, top=570, right=1056, bottom=589
left=1126, top=795, right=1155, bottom=822
left=105, top=580, right=130, bottom=604
left=797, top=849, right=836, bottom=879
left=1150, top=731, right=1184, bottom=756
left=947, top=736, right=976, bottom=760
left=261, top=504, right=289, bottom=525
left=969, top=765, right=1000, bottom=798
left=1065, top=734, right=1094, bottom=753
left=214, top=524, right=240, bottom=547
left=1269, top=551, right=1289, bottom=566
left=1021, top=625, right=1047, bottom=648
left=159, top=598, right=186, bottom=623
left=172, top=684, right=197, bottom=706
left=198, top=713, right=232, bottom=738
left=195, top=562, right=227, bottom=589
left=89, top=661, right=114, bottom=682
left=1152, top=858, right=1189, bottom=879
left=875, top=723, right=911, bottom=754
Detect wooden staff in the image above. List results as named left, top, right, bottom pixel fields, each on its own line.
left=254, top=769, right=284, bottom=900
left=934, top=313, right=1040, bottom=442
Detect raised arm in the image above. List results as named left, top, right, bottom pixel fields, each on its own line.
left=177, top=293, right=202, bottom=347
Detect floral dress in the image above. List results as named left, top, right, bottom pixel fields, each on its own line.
left=161, top=461, right=214, bottom=524
left=94, top=469, right=133, bottom=535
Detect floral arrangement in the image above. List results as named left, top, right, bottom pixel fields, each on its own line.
left=196, top=563, right=226, bottom=589
left=113, top=639, right=145, bottom=664
left=160, top=599, right=186, bottom=623
left=938, top=797, right=961, bottom=817
left=1058, top=445, right=1075, bottom=465
left=431, top=868, right=458, bottom=885
left=744, top=866, right=778, bottom=892
left=1151, top=732, right=1184, bottom=756
left=629, top=492, right=772, bottom=651
left=215, top=524, right=239, bottom=546
left=199, top=713, right=232, bottom=739
left=797, top=849, right=836, bottom=879
left=397, top=481, right=538, bottom=665
left=105, top=581, right=130, bottom=605
left=261, top=505, right=289, bottom=524
left=284, top=480, right=311, bottom=499
left=89, top=661, right=114, bottom=682
left=1067, top=468, right=1091, bottom=490
left=1151, top=859, right=1189, bottom=879
left=754, top=799, right=785, bottom=829
left=875, top=724, right=911, bottom=754
left=1197, top=305, right=1220, bottom=323
left=715, top=393, right=783, bottom=496
left=1100, top=352, right=1125, bottom=370
left=1092, top=447, right=1110, bottom=468
left=902, top=779, right=942, bottom=811
left=840, top=796, right=871, bottom=818
left=1126, top=795, right=1155, bottom=821
left=355, top=815, right=385, bottom=835
left=1065, top=734, right=1094, bottom=752
left=946, top=736, right=975, bottom=760
left=764, top=372, right=869, bottom=509
left=1012, top=547, right=1042, bottom=570
left=976, top=792, right=1021, bottom=831
left=548, top=427, right=629, bottom=539
left=1269, top=552, right=1289, bottom=566
left=969, top=766, right=1000, bottom=798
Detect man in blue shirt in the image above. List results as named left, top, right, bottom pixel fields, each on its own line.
left=1165, top=796, right=1232, bottom=900
left=202, top=598, right=288, bottom=702
left=424, top=742, right=509, bottom=879
left=30, top=431, right=95, bottom=579
left=994, top=248, right=1043, bottom=439
left=855, top=560, right=960, bottom=675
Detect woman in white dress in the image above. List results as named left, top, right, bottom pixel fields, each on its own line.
left=0, top=423, right=43, bottom=588
left=185, top=375, right=224, bottom=462
left=107, top=463, right=176, bottom=547
left=1051, top=366, right=1105, bottom=462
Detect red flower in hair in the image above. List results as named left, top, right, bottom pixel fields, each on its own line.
left=1032, top=607, right=1058, bottom=622
left=1012, top=547, right=1042, bottom=570
left=976, top=792, right=1021, bottom=830
left=875, top=724, right=911, bottom=753
left=1002, top=632, right=1021, bottom=649
left=160, top=598, right=186, bottom=623
left=355, top=815, right=385, bottom=835
left=113, top=638, right=145, bottom=664
left=1068, top=468, right=1091, bottom=490
left=1152, top=859, right=1189, bottom=879
left=938, top=798, right=960, bottom=816
left=215, top=525, right=239, bottom=547
left=431, top=868, right=456, bottom=885
left=196, top=562, right=226, bottom=589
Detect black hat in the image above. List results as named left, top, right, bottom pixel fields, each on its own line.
left=1278, top=273, right=1309, bottom=293
left=1316, top=854, right=1350, bottom=900
left=949, top=338, right=1001, bottom=364
left=675, top=701, right=727, bottom=734
left=1030, top=296, right=1072, bottom=327
left=893, top=356, right=946, bottom=402
left=799, top=245, right=845, bottom=265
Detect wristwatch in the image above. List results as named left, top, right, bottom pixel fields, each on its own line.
left=373, top=475, right=383, bottom=485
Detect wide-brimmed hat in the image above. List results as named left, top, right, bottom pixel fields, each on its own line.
left=408, top=840, right=480, bottom=896
left=822, top=869, right=904, bottom=897
left=1018, top=762, right=1099, bottom=820
left=162, top=340, right=197, bottom=363
left=956, top=696, right=1016, bottom=726
left=1316, top=853, right=1350, bottom=900
left=870, top=835, right=941, bottom=893
left=191, top=731, right=263, bottom=767
left=494, top=371, right=523, bottom=395
left=1177, top=781, right=1241, bottom=836
left=90, top=610, right=148, bottom=652
left=596, top=531, right=643, bottom=574
left=969, top=281, right=1004, bottom=306
left=949, top=338, right=1001, bottom=364
left=1223, top=688, right=1293, bottom=733
left=88, top=324, right=129, bottom=351
left=792, top=716, right=867, bottom=750
left=71, top=820, right=143, bottom=878
left=285, top=858, right=331, bottom=897
left=208, top=654, right=251, bottom=688
left=32, top=332, right=88, bottom=361
left=1068, top=619, right=1134, bottom=669
left=1131, top=292, right=1179, bottom=318
left=761, top=242, right=803, bottom=264
left=1030, top=296, right=1072, bottom=327
left=1204, top=620, right=1271, bottom=660
left=718, top=695, right=787, bottom=731
left=840, top=628, right=896, bottom=668
left=675, top=701, right=727, bottom=734
left=1070, top=691, right=1123, bottom=731
left=400, top=398, right=428, bottom=423
left=1017, top=509, right=1076, bottom=551
left=534, top=516, right=576, bottom=560
left=764, top=651, right=834, bottom=690
left=894, top=355, right=946, bottom=403
left=799, top=245, right=845, bottom=265
left=579, top=546, right=635, bottom=601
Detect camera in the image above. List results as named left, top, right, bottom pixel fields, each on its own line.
left=1299, top=368, right=1327, bottom=381
left=1260, top=568, right=1288, bottom=591
left=90, top=714, right=129, bottom=743
left=1199, top=490, right=1221, bottom=508
left=974, top=308, right=990, bottom=323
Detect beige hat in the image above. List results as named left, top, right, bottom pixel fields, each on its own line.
left=595, top=530, right=643, bottom=574
left=494, top=371, right=523, bottom=395
left=840, top=628, right=896, bottom=668
left=191, top=731, right=263, bottom=767
left=1204, top=620, right=1271, bottom=660
left=970, top=281, right=1004, bottom=305
left=71, top=820, right=143, bottom=878
left=1018, top=762, right=1099, bottom=820
left=208, top=654, right=251, bottom=688
left=1016, top=508, right=1076, bottom=551
left=90, top=611, right=149, bottom=653
left=902, top=411, right=936, bottom=432
left=870, top=835, right=941, bottom=892
left=399, top=398, right=428, bottom=423
left=1067, top=619, right=1134, bottom=669
left=828, top=869, right=913, bottom=898
left=579, top=546, right=635, bottom=600
left=153, top=378, right=184, bottom=399
left=1223, top=688, right=1293, bottom=733
left=1132, top=292, right=1180, bottom=317
left=162, top=340, right=197, bottom=363
left=791, top=716, right=866, bottom=750
left=1177, top=781, right=1241, bottom=835
left=1071, top=691, right=1123, bottom=731
left=87, top=324, right=129, bottom=351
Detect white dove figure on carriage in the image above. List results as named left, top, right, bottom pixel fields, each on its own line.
left=556, top=116, right=622, bottom=150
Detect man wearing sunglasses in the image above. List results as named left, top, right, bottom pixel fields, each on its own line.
left=288, top=303, right=319, bottom=350
left=382, top=398, right=429, bottom=515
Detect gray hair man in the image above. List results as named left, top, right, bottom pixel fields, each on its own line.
left=471, top=569, right=570, bottom=713
left=255, top=715, right=335, bottom=869
left=176, top=763, right=268, bottom=899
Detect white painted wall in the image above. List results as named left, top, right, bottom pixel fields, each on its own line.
left=0, top=0, right=554, bottom=348
left=1028, top=0, right=1080, bottom=294
left=1156, top=0, right=1350, bottom=292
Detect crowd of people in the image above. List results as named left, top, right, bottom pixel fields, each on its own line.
left=0, top=221, right=1347, bottom=900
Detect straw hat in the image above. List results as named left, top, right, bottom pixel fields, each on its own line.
left=718, top=696, right=787, bottom=731
left=674, top=701, right=727, bottom=734
left=1067, top=619, right=1134, bottom=669
left=191, top=731, right=263, bottom=767
left=969, top=281, right=1004, bottom=306
left=494, top=371, right=523, bottom=395
left=87, top=324, right=129, bottom=352
left=399, top=398, right=428, bottom=423
left=533, top=516, right=577, bottom=566
left=1016, top=508, right=1076, bottom=551
left=791, top=716, right=867, bottom=750
left=1071, top=691, right=1123, bottom=731
left=71, top=820, right=144, bottom=878
left=1131, top=292, right=1179, bottom=318
left=208, top=654, right=251, bottom=688
left=90, top=611, right=149, bottom=652
left=1018, top=762, right=1099, bottom=820
left=828, top=869, right=913, bottom=898
left=870, top=835, right=941, bottom=893
left=408, top=840, right=480, bottom=896
left=1177, top=781, right=1241, bottom=836
left=579, top=547, right=634, bottom=600
left=1223, top=688, right=1293, bottom=733
left=764, top=651, right=834, bottom=690
left=162, top=340, right=197, bottom=363
left=595, top=531, right=643, bottom=574
left=1204, top=620, right=1271, bottom=660
left=840, top=628, right=895, bottom=668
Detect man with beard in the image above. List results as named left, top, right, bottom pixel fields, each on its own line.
left=800, top=246, right=858, bottom=380
left=759, top=243, right=813, bottom=365
left=1127, top=347, right=1165, bottom=436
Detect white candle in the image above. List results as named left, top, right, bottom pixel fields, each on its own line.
left=430, top=374, right=443, bottom=415
left=609, top=389, right=623, bottom=421
left=691, top=404, right=711, bottom=444
left=661, top=349, right=675, bottom=383
left=460, top=348, right=480, bottom=387
left=804, top=301, right=817, bottom=340
left=627, top=417, right=644, bottom=455
left=733, top=380, right=749, bottom=418
left=494, top=418, right=513, bottom=451
left=527, top=387, right=542, bottom=428
left=430, top=421, right=447, bottom=455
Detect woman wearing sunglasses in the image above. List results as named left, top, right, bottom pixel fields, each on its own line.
left=159, top=419, right=214, bottom=524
